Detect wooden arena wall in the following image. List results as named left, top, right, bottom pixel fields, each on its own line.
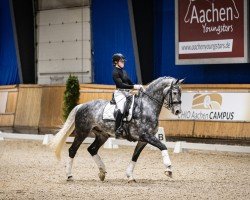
left=0, top=84, right=249, bottom=140
left=0, top=85, right=18, bottom=131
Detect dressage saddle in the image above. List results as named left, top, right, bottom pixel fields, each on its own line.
left=110, top=94, right=133, bottom=120
left=110, top=94, right=135, bottom=142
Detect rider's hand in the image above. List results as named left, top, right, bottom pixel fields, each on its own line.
left=134, top=84, right=144, bottom=91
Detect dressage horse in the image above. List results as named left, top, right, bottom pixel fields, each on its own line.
left=50, top=77, right=183, bottom=182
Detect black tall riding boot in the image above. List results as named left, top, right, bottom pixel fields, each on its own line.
left=115, top=110, right=124, bottom=138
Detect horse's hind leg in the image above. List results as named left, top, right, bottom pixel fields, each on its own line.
left=66, top=130, right=88, bottom=180
left=87, top=132, right=109, bottom=181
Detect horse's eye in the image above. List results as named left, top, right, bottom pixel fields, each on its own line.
left=173, top=92, right=177, bottom=95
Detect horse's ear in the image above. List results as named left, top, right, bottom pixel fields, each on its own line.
left=178, top=79, right=185, bottom=84
left=176, top=78, right=185, bottom=84
left=178, top=78, right=185, bottom=84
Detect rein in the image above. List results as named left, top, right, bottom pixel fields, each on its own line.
left=140, top=90, right=166, bottom=108
left=140, top=88, right=182, bottom=110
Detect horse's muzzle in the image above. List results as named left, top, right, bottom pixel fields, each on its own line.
left=175, top=110, right=181, bottom=115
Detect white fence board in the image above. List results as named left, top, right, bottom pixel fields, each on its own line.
left=38, top=41, right=82, bottom=60
left=37, top=23, right=90, bottom=42
left=38, top=59, right=91, bottom=74
left=37, top=8, right=89, bottom=25
left=37, top=0, right=90, bottom=11
left=1, top=132, right=249, bottom=154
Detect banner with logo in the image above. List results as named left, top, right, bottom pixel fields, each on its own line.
left=175, top=0, right=249, bottom=64
left=160, top=92, right=250, bottom=122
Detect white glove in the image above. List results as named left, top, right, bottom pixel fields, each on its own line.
left=133, top=84, right=144, bottom=90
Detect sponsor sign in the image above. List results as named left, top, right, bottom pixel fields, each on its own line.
left=160, top=92, right=250, bottom=122
left=175, top=0, right=249, bottom=64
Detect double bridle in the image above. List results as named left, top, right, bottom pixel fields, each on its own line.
left=165, top=86, right=182, bottom=109
left=140, top=86, right=182, bottom=110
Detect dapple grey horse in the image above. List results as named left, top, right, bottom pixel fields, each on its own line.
left=50, top=77, right=183, bottom=182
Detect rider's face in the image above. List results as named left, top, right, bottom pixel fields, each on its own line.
left=118, top=60, right=125, bottom=68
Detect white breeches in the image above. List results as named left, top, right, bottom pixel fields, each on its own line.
left=114, top=90, right=129, bottom=113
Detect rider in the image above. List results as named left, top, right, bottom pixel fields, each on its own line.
left=112, top=53, right=143, bottom=139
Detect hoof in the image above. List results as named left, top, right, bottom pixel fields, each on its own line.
left=164, top=170, right=173, bottom=178
left=128, top=179, right=136, bottom=183
left=98, top=170, right=107, bottom=182
left=67, top=175, right=73, bottom=181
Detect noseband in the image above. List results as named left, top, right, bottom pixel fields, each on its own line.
left=165, top=87, right=182, bottom=110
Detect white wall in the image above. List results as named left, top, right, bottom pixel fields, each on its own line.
left=36, top=7, right=91, bottom=84
left=37, top=0, right=90, bottom=10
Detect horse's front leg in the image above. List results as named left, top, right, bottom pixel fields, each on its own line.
left=87, top=133, right=109, bottom=181
left=126, top=141, right=147, bottom=183
left=140, top=133, right=172, bottom=177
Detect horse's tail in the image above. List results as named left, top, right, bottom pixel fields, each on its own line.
left=49, top=104, right=82, bottom=160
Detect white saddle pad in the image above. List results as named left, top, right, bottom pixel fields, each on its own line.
left=102, top=95, right=135, bottom=121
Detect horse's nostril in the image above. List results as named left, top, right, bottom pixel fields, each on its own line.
left=175, top=110, right=180, bottom=115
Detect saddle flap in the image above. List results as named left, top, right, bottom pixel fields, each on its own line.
left=103, top=95, right=135, bottom=121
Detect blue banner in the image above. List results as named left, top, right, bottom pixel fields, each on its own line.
left=0, top=0, right=20, bottom=85
left=91, top=0, right=137, bottom=85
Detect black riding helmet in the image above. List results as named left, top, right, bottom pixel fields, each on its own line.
left=112, top=53, right=126, bottom=65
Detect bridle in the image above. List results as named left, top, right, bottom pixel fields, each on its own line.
left=165, top=86, right=182, bottom=110
left=140, top=85, right=182, bottom=110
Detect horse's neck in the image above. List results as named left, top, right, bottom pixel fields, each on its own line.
left=142, top=78, right=173, bottom=117
left=137, top=77, right=173, bottom=119
left=141, top=88, right=164, bottom=118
